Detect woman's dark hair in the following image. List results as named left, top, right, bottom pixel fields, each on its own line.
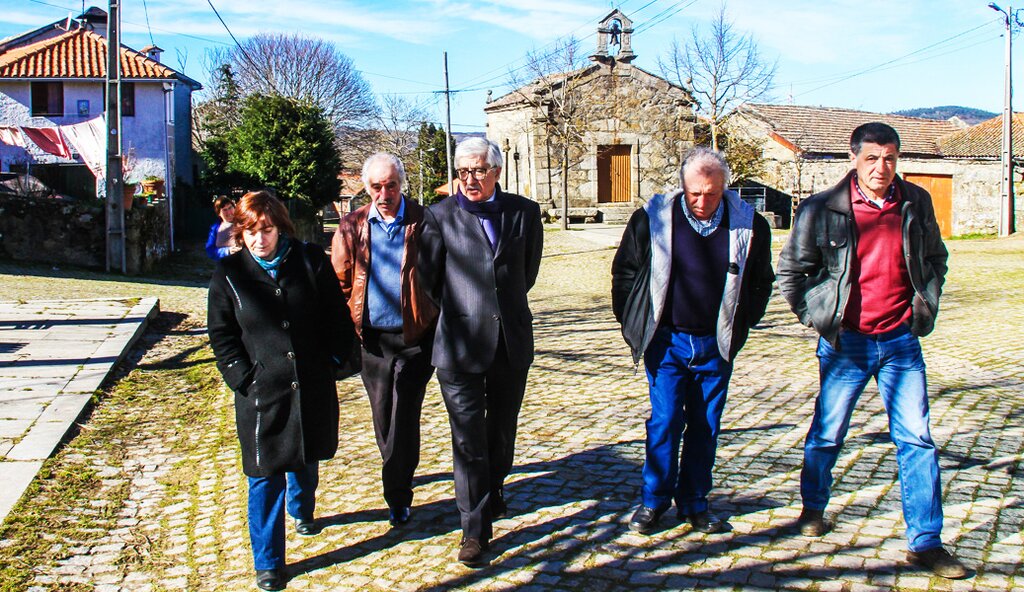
left=231, top=190, right=295, bottom=245
left=213, top=195, right=234, bottom=215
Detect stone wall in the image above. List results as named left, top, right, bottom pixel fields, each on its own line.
left=0, top=194, right=170, bottom=274
left=758, top=156, right=1020, bottom=236
left=486, top=62, right=694, bottom=209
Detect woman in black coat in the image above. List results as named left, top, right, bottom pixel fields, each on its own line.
left=207, top=190, right=353, bottom=591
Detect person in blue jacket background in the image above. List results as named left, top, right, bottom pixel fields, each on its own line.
left=206, top=195, right=241, bottom=260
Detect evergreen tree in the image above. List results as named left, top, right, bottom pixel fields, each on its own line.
left=229, top=94, right=341, bottom=213
left=411, top=123, right=454, bottom=204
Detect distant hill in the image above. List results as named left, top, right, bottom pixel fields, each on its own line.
left=891, top=106, right=997, bottom=126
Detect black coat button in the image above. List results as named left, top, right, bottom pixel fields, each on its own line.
left=281, top=320, right=290, bottom=329
left=291, top=381, right=299, bottom=390
left=275, top=288, right=282, bottom=296
left=286, top=352, right=295, bottom=360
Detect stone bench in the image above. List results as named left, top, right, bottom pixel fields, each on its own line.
left=545, top=208, right=600, bottom=223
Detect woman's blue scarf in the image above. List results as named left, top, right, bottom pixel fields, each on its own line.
left=250, top=236, right=291, bottom=279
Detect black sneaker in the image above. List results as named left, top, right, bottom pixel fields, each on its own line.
left=907, top=546, right=969, bottom=579
left=629, top=506, right=666, bottom=534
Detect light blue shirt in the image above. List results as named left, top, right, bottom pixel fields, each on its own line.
left=681, top=197, right=725, bottom=237
left=368, top=196, right=407, bottom=238
left=366, top=196, right=407, bottom=330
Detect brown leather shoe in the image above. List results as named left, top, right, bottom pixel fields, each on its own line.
left=797, top=508, right=831, bottom=536
left=907, top=547, right=969, bottom=579
left=457, top=537, right=487, bottom=567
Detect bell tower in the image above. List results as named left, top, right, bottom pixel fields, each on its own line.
left=590, top=9, right=635, bottom=64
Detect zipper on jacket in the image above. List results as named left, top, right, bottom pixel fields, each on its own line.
left=254, top=398, right=262, bottom=467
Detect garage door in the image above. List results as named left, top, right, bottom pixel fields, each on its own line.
left=902, top=173, right=952, bottom=238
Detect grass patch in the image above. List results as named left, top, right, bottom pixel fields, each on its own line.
left=0, top=332, right=229, bottom=590
left=949, top=232, right=998, bottom=240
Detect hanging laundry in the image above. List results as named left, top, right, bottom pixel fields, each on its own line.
left=0, top=126, right=27, bottom=148
left=21, top=126, right=72, bottom=159
left=60, top=116, right=106, bottom=179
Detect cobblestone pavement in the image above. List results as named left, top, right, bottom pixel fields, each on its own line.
left=1, top=231, right=1022, bottom=591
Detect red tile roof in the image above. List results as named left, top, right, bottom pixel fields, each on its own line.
left=0, top=28, right=180, bottom=80
left=738, top=104, right=962, bottom=156
left=939, top=113, right=1024, bottom=158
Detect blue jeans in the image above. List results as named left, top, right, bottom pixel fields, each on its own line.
left=801, top=325, right=943, bottom=552
left=642, top=327, right=732, bottom=515
left=247, top=462, right=319, bottom=570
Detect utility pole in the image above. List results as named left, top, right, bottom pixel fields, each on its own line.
left=443, top=52, right=454, bottom=197
left=991, top=2, right=1017, bottom=235
left=105, top=0, right=126, bottom=272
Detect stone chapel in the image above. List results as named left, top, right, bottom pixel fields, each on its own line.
left=484, top=9, right=696, bottom=222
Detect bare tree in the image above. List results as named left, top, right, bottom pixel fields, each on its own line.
left=508, top=37, right=596, bottom=229
left=658, top=3, right=776, bottom=151
left=224, top=33, right=378, bottom=131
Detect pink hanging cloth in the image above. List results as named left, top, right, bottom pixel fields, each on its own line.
left=20, top=127, right=73, bottom=159
left=0, top=126, right=28, bottom=147
left=60, top=117, right=107, bottom=179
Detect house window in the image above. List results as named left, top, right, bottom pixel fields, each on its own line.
left=31, top=82, right=63, bottom=116
left=121, top=82, right=135, bottom=117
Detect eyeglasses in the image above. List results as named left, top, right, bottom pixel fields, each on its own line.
left=456, top=167, right=495, bottom=180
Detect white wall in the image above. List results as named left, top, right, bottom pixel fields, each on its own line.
left=0, top=80, right=174, bottom=191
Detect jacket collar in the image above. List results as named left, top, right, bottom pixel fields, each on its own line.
left=827, top=170, right=919, bottom=215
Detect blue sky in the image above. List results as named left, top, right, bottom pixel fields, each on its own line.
left=1, top=0, right=1015, bottom=131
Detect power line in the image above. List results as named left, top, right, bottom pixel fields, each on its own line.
left=788, top=19, right=999, bottom=99
left=140, top=0, right=155, bottom=46
left=203, top=0, right=280, bottom=94
left=634, top=0, right=701, bottom=35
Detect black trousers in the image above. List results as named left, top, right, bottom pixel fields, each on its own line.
left=360, top=327, right=434, bottom=509
left=436, top=339, right=528, bottom=543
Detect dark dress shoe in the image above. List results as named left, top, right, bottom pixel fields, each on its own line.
left=628, top=506, right=666, bottom=534
left=687, top=511, right=728, bottom=534
left=796, top=508, right=831, bottom=536
left=907, top=546, right=969, bottom=579
left=294, top=518, right=318, bottom=536
left=389, top=506, right=411, bottom=526
left=457, top=537, right=488, bottom=567
left=255, top=569, right=285, bottom=591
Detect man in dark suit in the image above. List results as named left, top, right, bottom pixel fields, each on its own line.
left=418, top=137, right=543, bottom=566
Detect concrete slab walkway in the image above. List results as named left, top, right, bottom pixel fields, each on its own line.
left=0, top=297, right=158, bottom=522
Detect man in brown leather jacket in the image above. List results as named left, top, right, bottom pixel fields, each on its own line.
left=331, top=153, right=438, bottom=527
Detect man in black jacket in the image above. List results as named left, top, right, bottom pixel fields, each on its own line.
left=777, top=122, right=965, bottom=579
left=611, top=147, right=774, bottom=536
left=418, top=137, right=543, bottom=566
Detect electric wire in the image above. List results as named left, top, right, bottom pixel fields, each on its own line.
left=141, top=0, right=156, bottom=46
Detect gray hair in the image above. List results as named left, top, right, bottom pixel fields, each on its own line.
left=455, top=137, right=503, bottom=169
left=680, top=147, right=731, bottom=187
left=362, top=152, right=406, bottom=187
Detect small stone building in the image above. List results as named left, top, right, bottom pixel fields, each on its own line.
left=484, top=10, right=696, bottom=222
left=730, top=104, right=1024, bottom=236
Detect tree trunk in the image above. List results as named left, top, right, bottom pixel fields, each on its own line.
left=561, top=145, right=569, bottom=231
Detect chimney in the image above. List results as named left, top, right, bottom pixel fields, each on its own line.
left=141, top=45, right=164, bottom=63
left=77, top=6, right=108, bottom=38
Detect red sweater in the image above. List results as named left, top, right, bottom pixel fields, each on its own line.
left=843, top=178, right=912, bottom=334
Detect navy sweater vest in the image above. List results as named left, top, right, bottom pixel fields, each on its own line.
left=664, top=202, right=729, bottom=335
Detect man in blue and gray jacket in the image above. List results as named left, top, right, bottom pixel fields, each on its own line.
left=611, top=147, right=774, bottom=535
